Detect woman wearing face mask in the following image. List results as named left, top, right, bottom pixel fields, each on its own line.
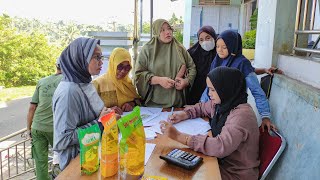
left=93, top=48, right=140, bottom=115
left=200, top=30, right=276, bottom=132
left=187, top=26, right=217, bottom=105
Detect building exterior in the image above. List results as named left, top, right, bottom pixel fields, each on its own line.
left=184, top=0, right=320, bottom=179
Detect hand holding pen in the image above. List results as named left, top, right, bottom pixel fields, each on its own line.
left=168, top=107, right=189, bottom=124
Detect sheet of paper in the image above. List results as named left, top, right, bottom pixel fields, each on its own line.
left=122, top=107, right=162, bottom=126
left=145, top=143, right=156, bottom=165
left=174, top=118, right=211, bottom=135
left=143, top=111, right=171, bottom=126
left=144, top=127, right=157, bottom=140
left=148, top=117, right=211, bottom=135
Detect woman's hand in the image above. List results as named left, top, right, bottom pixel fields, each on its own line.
left=111, top=106, right=123, bottom=115
left=265, top=67, right=283, bottom=75
left=160, top=120, right=180, bottom=140
left=261, top=118, right=277, bottom=132
left=175, top=77, right=189, bottom=90
left=98, top=107, right=112, bottom=119
left=168, top=112, right=189, bottom=124
left=121, top=102, right=134, bottom=112
left=152, top=76, right=175, bottom=89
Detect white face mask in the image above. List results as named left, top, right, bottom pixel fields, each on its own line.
left=200, top=39, right=215, bottom=51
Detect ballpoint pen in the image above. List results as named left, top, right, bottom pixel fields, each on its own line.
left=168, top=107, right=174, bottom=122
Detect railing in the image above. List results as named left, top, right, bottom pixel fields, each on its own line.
left=0, top=128, right=52, bottom=180
left=293, top=0, right=320, bottom=55
left=199, top=0, right=230, bottom=5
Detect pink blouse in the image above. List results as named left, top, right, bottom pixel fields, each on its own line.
left=185, top=101, right=260, bottom=180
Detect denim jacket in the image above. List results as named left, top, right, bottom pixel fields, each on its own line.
left=200, top=72, right=271, bottom=119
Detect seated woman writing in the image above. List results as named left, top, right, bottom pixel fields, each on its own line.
left=160, top=67, right=260, bottom=180
left=93, top=48, right=140, bottom=115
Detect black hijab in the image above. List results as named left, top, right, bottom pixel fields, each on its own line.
left=187, top=26, right=217, bottom=105
left=208, top=67, right=248, bottom=137
left=210, top=30, right=253, bottom=77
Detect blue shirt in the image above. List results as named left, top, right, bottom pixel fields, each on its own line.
left=200, top=72, right=271, bottom=119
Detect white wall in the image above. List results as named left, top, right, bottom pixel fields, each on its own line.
left=183, top=0, right=193, bottom=48
left=254, top=0, right=278, bottom=68
left=278, top=55, right=320, bottom=89
left=189, top=5, right=240, bottom=45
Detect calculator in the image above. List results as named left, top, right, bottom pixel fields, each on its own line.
left=159, top=149, right=203, bottom=170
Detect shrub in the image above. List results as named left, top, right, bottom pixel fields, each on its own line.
left=242, top=29, right=256, bottom=49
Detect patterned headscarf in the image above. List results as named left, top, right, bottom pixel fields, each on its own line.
left=59, top=37, right=100, bottom=83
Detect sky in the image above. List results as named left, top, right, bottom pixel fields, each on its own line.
left=0, top=0, right=185, bottom=25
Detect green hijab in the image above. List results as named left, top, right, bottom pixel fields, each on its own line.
left=134, top=19, right=196, bottom=108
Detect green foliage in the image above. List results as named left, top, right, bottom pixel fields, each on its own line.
left=174, top=31, right=183, bottom=44
left=11, top=18, right=106, bottom=48
left=141, top=13, right=184, bottom=44
left=0, top=14, right=110, bottom=87
left=0, top=14, right=61, bottom=87
left=242, top=29, right=256, bottom=49
left=142, top=22, right=150, bottom=34
left=169, top=13, right=183, bottom=26
left=169, top=13, right=184, bottom=44
left=250, top=9, right=258, bottom=30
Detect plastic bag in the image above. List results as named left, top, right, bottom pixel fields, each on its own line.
left=100, top=111, right=119, bottom=177
left=78, top=124, right=100, bottom=175
left=117, top=106, right=146, bottom=179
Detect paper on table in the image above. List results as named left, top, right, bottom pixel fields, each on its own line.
left=145, top=143, right=156, bottom=165
left=174, top=118, right=211, bottom=135
left=143, top=111, right=172, bottom=127
left=122, top=107, right=162, bottom=126
left=144, top=127, right=157, bottom=140
left=148, top=117, right=211, bottom=136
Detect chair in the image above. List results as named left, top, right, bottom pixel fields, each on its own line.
left=259, top=127, right=286, bottom=180
left=260, top=74, right=274, bottom=99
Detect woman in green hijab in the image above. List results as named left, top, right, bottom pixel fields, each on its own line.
left=134, top=19, right=196, bottom=108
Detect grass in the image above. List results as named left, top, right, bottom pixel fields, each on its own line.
left=0, top=86, right=36, bottom=102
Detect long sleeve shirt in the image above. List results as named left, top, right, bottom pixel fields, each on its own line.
left=184, top=101, right=260, bottom=180
left=52, top=82, right=104, bottom=170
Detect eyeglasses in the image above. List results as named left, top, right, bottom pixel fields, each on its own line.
left=92, top=55, right=104, bottom=61
left=117, top=65, right=131, bottom=71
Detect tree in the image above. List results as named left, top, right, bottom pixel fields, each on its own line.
left=0, top=14, right=61, bottom=87
left=169, top=13, right=184, bottom=44
left=142, top=22, right=150, bottom=34
left=250, top=9, right=258, bottom=30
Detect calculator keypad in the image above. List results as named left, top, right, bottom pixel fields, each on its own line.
left=159, top=148, right=203, bottom=170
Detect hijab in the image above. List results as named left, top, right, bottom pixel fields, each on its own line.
left=208, top=67, right=248, bottom=137
left=134, top=19, right=196, bottom=107
left=59, top=37, right=100, bottom=83
left=210, top=30, right=253, bottom=77
left=106, top=48, right=139, bottom=106
left=187, top=26, right=217, bottom=104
